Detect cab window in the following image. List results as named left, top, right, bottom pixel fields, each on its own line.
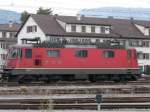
left=103, top=50, right=115, bottom=58
left=9, top=48, right=22, bottom=59
left=47, top=50, right=60, bottom=57
left=25, top=49, right=32, bottom=58
left=75, top=50, right=88, bottom=57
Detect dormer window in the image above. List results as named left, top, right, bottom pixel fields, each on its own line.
left=105, top=27, right=110, bottom=31
left=82, top=26, right=86, bottom=33
left=101, top=26, right=105, bottom=33
left=71, top=25, right=76, bottom=32
left=91, top=26, right=95, bottom=33
left=149, top=28, right=150, bottom=35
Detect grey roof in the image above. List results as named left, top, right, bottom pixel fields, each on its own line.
left=28, top=14, right=150, bottom=39
left=134, top=20, right=150, bottom=28
left=31, top=14, right=66, bottom=36
left=0, top=23, right=21, bottom=32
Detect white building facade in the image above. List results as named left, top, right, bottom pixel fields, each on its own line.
left=0, top=23, right=20, bottom=71
left=17, top=14, right=150, bottom=74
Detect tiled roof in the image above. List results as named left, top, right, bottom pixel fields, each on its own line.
left=0, top=23, right=21, bottom=32
left=29, top=14, right=150, bottom=39
left=31, top=14, right=66, bottom=36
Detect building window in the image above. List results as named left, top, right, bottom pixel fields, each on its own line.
left=103, top=50, right=115, bottom=58
left=9, top=32, right=15, bottom=38
left=142, top=41, right=150, bottom=47
left=71, top=25, right=76, bottom=32
left=81, top=26, right=86, bottom=33
left=101, top=26, right=105, bottom=33
left=0, top=43, right=7, bottom=49
left=91, top=26, right=95, bottom=33
left=0, top=65, right=6, bottom=69
left=2, top=32, right=6, bottom=38
left=137, top=52, right=149, bottom=60
left=129, top=40, right=139, bottom=47
left=143, top=53, right=150, bottom=59
left=75, top=50, right=88, bottom=57
left=129, top=40, right=150, bottom=47
left=47, top=50, right=60, bottom=57
left=1, top=54, right=7, bottom=60
left=27, top=25, right=37, bottom=33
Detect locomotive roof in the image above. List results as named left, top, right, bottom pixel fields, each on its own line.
left=10, top=44, right=33, bottom=48
left=10, top=41, right=126, bottom=49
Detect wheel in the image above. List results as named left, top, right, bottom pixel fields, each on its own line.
left=88, top=74, right=96, bottom=82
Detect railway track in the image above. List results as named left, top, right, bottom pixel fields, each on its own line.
left=0, top=84, right=150, bottom=95
left=0, top=75, right=149, bottom=110
left=0, top=96, right=150, bottom=110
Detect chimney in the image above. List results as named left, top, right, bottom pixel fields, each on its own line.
left=77, top=14, right=82, bottom=21
left=130, top=17, right=134, bottom=21
left=54, top=14, right=58, bottom=17
left=9, top=21, right=13, bottom=27
left=130, top=17, right=134, bottom=23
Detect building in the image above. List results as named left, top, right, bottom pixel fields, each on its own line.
left=17, top=14, right=150, bottom=74
left=0, top=23, right=20, bottom=71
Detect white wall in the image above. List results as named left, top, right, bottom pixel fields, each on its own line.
left=133, top=47, right=150, bottom=66
left=65, top=24, right=110, bottom=34
left=66, top=24, right=71, bottom=32
left=17, top=16, right=46, bottom=44
left=86, top=25, right=91, bottom=33
left=95, top=26, right=100, bottom=33
left=76, top=25, right=81, bottom=33
left=0, top=32, right=2, bottom=38
left=126, top=40, right=150, bottom=67
left=0, top=45, right=7, bottom=69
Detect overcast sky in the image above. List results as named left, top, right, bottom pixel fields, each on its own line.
left=0, top=0, right=150, bottom=15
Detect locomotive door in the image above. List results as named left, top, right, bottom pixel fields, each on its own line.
left=127, top=50, right=132, bottom=67
left=33, top=49, right=43, bottom=67
left=34, top=52, right=42, bottom=67
left=34, top=57, right=42, bottom=67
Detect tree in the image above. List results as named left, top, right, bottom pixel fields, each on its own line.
left=36, top=7, right=53, bottom=15
left=20, top=11, right=29, bottom=23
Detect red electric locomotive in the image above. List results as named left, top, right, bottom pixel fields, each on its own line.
left=3, top=41, right=141, bottom=83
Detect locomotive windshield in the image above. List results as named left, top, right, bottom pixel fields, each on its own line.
left=8, top=48, right=22, bottom=59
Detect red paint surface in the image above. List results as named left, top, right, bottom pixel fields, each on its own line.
left=7, top=47, right=139, bottom=69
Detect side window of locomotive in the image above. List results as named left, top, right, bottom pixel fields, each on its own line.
left=47, top=50, right=60, bottom=57
left=103, top=50, right=115, bottom=58
left=25, top=49, right=32, bottom=58
left=75, top=50, right=88, bottom=57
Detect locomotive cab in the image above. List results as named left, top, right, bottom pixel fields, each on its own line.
left=7, top=47, right=22, bottom=69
